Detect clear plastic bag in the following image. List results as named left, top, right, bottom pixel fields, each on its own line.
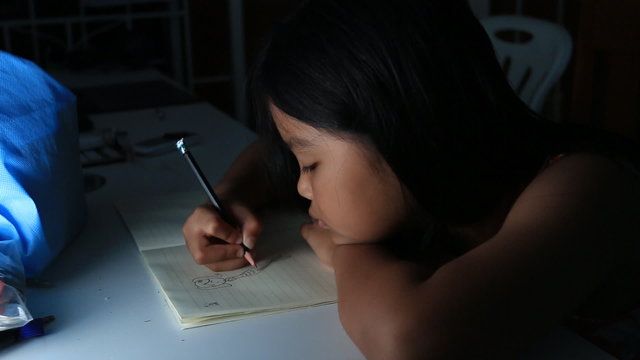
left=0, top=280, right=33, bottom=332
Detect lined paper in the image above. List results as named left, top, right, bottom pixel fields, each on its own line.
left=116, top=191, right=337, bottom=328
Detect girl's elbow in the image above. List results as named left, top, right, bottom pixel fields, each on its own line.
left=343, top=314, right=528, bottom=360
left=340, top=309, right=448, bottom=360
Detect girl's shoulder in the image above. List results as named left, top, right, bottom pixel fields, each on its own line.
left=506, top=151, right=640, bottom=311
left=530, top=153, right=640, bottom=354
left=541, top=150, right=640, bottom=180
left=524, top=152, right=640, bottom=205
left=417, top=152, right=639, bottom=356
left=511, top=152, right=640, bottom=239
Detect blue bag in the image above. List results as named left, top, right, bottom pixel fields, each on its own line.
left=1, top=51, right=87, bottom=328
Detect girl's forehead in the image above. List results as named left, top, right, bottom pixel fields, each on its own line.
left=270, top=104, right=325, bottom=140
left=268, top=103, right=378, bottom=159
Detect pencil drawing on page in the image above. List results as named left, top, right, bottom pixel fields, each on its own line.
left=192, top=254, right=280, bottom=290
left=115, top=191, right=337, bottom=327
left=193, top=268, right=259, bottom=290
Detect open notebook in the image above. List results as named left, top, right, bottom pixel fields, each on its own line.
left=115, top=191, right=337, bottom=329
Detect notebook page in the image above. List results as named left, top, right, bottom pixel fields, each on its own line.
left=141, top=236, right=336, bottom=327
left=116, top=192, right=337, bottom=328
left=116, top=191, right=206, bottom=251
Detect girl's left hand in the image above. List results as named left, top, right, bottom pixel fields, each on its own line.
left=300, top=222, right=344, bottom=269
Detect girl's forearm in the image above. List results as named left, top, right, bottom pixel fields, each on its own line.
left=214, top=140, right=271, bottom=208
left=332, top=244, right=432, bottom=360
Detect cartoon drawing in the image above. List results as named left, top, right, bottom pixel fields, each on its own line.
left=193, top=268, right=259, bottom=290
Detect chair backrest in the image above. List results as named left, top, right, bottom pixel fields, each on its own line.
left=480, top=15, right=573, bottom=113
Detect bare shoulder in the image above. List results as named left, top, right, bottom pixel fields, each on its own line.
left=396, top=153, right=640, bottom=357
left=521, top=152, right=640, bottom=201
left=424, top=153, right=640, bottom=351
left=506, top=152, right=640, bottom=249
left=498, top=152, right=640, bottom=316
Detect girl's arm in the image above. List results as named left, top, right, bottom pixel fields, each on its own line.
left=333, top=153, right=640, bottom=360
left=213, top=139, right=271, bottom=209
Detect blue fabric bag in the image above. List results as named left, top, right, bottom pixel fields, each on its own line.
left=0, top=50, right=86, bottom=310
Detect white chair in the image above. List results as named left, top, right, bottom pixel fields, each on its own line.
left=480, top=15, right=573, bottom=113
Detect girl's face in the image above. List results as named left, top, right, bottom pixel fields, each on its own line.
left=270, top=104, right=412, bottom=244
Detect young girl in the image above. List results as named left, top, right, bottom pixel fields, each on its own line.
left=182, top=0, right=640, bottom=358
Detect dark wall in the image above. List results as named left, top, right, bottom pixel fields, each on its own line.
left=2, top=1, right=638, bottom=140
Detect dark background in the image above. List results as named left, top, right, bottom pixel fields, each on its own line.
left=1, top=0, right=638, bottom=140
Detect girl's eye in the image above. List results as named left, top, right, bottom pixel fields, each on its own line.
left=300, top=163, right=317, bottom=174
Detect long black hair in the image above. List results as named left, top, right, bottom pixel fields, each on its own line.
left=250, top=0, right=562, bottom=229
left=249, top=0, right=640, bottom=263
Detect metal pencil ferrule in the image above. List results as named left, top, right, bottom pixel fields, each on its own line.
left=176, top=138, right=187, bottom=154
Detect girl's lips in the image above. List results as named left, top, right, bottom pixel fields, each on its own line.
left=310, top=215, right=330, bottom=229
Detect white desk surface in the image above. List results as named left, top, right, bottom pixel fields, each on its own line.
left=3, top=103, right=614, bottom=360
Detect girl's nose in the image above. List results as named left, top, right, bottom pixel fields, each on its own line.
left=297, top=173, right=313, bottom=200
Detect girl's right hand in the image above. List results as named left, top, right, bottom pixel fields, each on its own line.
left=182, top=201, right=262, bottom=272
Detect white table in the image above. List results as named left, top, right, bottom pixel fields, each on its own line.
left=3, top=103, right=614, bottom=360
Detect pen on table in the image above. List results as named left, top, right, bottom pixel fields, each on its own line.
left=175, top=138, right=257, bottom=268
left=0, top=315, right=56, bottom=350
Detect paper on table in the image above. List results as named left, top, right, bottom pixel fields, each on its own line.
left=115, top=191, right=201, bottom=251
left=115, top=191, right=337, bottom=328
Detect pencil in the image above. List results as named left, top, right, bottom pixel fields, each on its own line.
left=176, top=138, right=257, bottom=268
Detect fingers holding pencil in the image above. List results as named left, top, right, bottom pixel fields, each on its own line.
left=229, top=202, right=262, bottom=249
left=182, top=202, right=261, bottom=272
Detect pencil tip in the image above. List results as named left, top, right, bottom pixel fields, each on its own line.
left=244, top=252, right=257, bottom=268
